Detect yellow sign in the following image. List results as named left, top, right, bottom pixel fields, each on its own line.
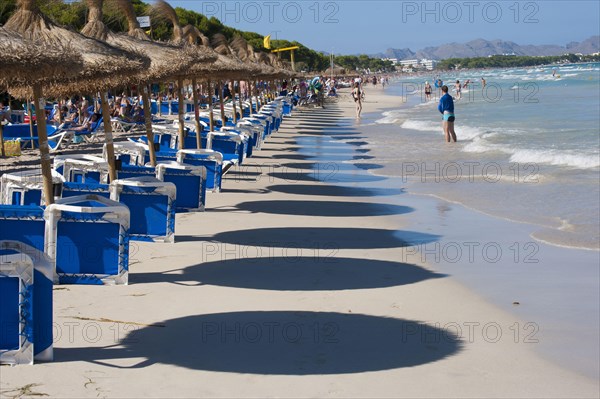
left=263, top=35, right=271, bottom=49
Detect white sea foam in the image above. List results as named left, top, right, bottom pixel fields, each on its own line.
left=375, top=110, right=404, bottom=125
left=509, top=149, right=600, bottom=169
left=401, top=119, right=439, bottom=132
left=464, top=138, right=600, bottom=169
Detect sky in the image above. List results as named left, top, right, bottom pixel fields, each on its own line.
left=169, top=0, right=600, bottom=55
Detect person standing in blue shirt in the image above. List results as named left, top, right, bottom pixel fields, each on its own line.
left=438, top=85, right=457, bottom=142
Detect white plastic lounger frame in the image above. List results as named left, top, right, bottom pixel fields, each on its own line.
left=0, top=250, right=34, bottom=365
left=0, top=241, right=54, bottom=363
left=177, top=149, right=223, bottom=164
left=47, top=130, right=75, bottom=153
left=215, top=129, right=247, bottom=143
left=110, top=118, right=146, bottom=133
left=1, top=170, right=65, bottom=206
left=44, top=195, right=130, bottom=285
left=109, top=177, right=176, bottom=243
left=103, top=142, right=147, bottom=166
left=156, top=161, right=207, bottom=212
left=176, top=149, right=224, bottom=193
left=53, top=154, right=109, bottom=184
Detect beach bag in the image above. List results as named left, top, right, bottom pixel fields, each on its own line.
left=72, top=135, right=84, bottom=144
left=3, top=139, right=22, bottom=157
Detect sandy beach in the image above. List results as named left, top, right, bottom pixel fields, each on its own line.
left=1, top=90, right=599, bottom=398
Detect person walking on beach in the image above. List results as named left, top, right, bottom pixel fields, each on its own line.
left=481, top=77, right=486, bottom=89
left=438, top=85, right=457, bottom=143
left=454, top=80, right=462, bottom=100
left=352, top=82, right=362, bottom=118
left=424, top=81, right=432, bottom=101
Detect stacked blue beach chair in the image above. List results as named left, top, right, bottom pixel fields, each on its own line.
left=0, top=95, right=293, bottom=365
left=0, top=241, right=53, bottom=364
left=109, top=176, right=176, bottom=243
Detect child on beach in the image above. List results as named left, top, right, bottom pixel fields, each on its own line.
left=438, top=85, right=457, bottom=143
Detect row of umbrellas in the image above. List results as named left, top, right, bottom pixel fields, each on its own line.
left=0, top=0, right=295, bottom=205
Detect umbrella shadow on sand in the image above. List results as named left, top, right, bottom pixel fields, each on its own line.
left=177, top=226, right=438, bottom=249
left=54, top=311, right=462, bottom=374
left=265, top=184, right=403, bottom=197
left=221, top=200, right=413, bottom=217
left=268, top=170, right=387, bottom=183
left=133, top=256, right=445, bottom=291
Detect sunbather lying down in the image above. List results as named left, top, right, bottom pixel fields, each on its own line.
left=63, top=109, right=100, bottom=132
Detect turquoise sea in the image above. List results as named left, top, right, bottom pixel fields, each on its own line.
left=362, top=63, right=600, bottom=250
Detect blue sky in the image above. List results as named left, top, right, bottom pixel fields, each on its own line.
left=169, top=1, right=600, bottom=54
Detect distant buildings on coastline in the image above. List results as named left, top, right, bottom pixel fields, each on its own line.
left=382, top=58, right=439, bottom=71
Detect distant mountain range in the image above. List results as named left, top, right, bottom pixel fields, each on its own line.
left=372, top=36, right=599, bottom=60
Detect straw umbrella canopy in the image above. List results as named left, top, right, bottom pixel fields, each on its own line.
left=0, top=27, right=82, bottom=87
left=229, top=35, right=284, bottom=112
left=152, top=0, right=223, bottom=151
left=5, top=0, right=149, bottom=97
left=182, top=25, right=251, bottom=139
left=4, top=0, right=151, bottom=185
left=0, top=27, right=83, bottom=201
left=207, top=33, right=262, bottom=127
left=82, top=0, right=216, bottom=166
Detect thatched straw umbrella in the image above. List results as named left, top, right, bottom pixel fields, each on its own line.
left=152, top=0, right=221, bottom=151
left=82, top=0, right=215, bottom=165
left=154, top=0, right=250, bottom=148
left=182, top=25, right=249, bottom=143
left=0, top=27, right=81, bottom=87
left=0, top=27, right=83, bottom=204
left=4, top=0, right=150, bottom=184
left=209, top=33, right=246, bottom=128
left=0, top=27, right=81, bottom=158
left=229, top=35, right=279, bottom=115
left=5, top=0, right=149, bottom=95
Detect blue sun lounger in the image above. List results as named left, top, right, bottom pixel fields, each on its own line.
left=2, top=124, right=74, bottom=152
left=176, top=149, right=224, bottom=192
left=45, top=195, right=130, bottom=285
left=60, top=182, right=110, bottom=199
left=103, top=142, right=148, bottom=167
left=109, top=177, right=176, bottom=243
left=0, top=241, right=54, bottom=364
left=117, top=164, right=156, bottom=179
left=53, top=154, right=109, bottom=184
left=1, top=170, right=65, bottom=206
left=156, top=161, right=207, bottom=212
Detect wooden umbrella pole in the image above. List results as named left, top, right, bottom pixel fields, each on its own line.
left=100, top=91, right=117, bottom=182
left=0, top=122, right=5, bottom=157
left=33, top=84, right=54, bottom=205
left=253, top=81, right=257, bottom=108
left=27, top=100, right=35, bottom=149
left=231, top=81, right=238, bottom=124
left=217, top=81, right=226, bottom=126
left=238, top=80, right=244, bottom=119
left=141, top=84, right=157, bottom=166
left=192, top=77, right=202, bottom=149
left=177, top=76, right=186, bottom=150
left=207, top=79, right=214, bottom=132
left=271, top=79, right=276, bottom=100
left=247, top=80, right=254, bottom=115
left=256, top=80, right=260, bottom=108
left=58, top=99, right=64, bottom=124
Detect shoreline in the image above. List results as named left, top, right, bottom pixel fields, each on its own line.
left=350, top=80, right=600, bottom=252
left=337, top=86, right=600, bottom=380
left=1, top=96, right=598, bottom=397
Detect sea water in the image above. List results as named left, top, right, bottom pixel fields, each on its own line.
left=362, top=63, right=600, bottom=250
